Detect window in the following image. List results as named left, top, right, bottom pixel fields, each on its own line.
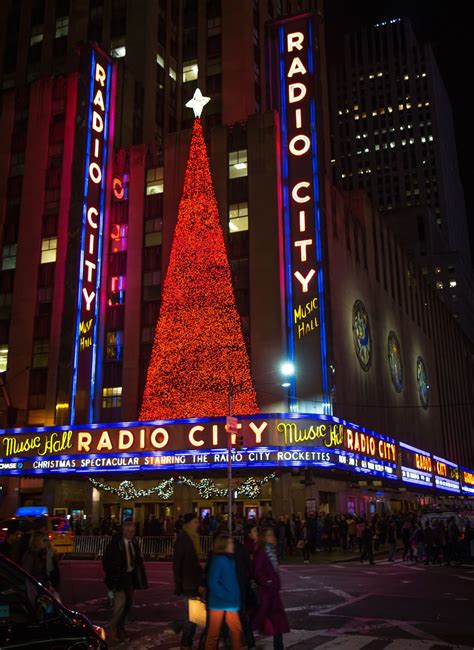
left=436, top=281, right=444, bottom=290
left=229, top=150, right=248, bottom=179
left=111, top=45, right=126, bottom=58
left=156, top=52, right=164, bottom=68
left=40, top=237, right=57, bottom=264
left=55, top=16, right=69, bottom=38
left=208, top=17, right=221, bottom=36
left=1, top=244, right=17, bottom=270
left=110, top=224, right=128, bottom=253
left=105, top=330, right=123, bottom=361
left=30, top=30, right=43, bottom=46
left=109, top=275, right=126, bottom=306
left=449, top=280, right=457, bottom=288
left=32, top=340, right=49, bottom=368
left=229, top=202, right=249, bottom=233
left=145, top=218, right=163, bottom=247
left=102, top=386, right=122, bottom=408
left=0, top=344, right=8, bottom=372
left=146, top=167, right=164, bottom=195
left=183, top=60, right=198, bottom=82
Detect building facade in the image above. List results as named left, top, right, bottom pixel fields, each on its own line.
left=330, top=17, right=474, bottom=339
left=1, top=3, right=473, bottom=528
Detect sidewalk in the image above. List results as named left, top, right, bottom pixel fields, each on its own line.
left=280, top=543, right=403, bottom=565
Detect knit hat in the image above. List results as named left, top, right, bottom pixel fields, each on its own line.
left=184, top=512, right=197, bottom=524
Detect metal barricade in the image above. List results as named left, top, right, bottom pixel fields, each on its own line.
left=73, top=535, right=111, bottom=558
left=140, top=536, right=174, bottom=558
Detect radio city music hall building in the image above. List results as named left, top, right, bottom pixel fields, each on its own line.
left=1, top=6, right=474, bottom=527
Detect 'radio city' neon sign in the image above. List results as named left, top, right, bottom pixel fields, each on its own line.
left=71, top=48, right=114, bottom=424
left=272, top=14, right=329, bottom=411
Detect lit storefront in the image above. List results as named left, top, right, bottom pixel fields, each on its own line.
left=0, top=413, right=470, bottom=527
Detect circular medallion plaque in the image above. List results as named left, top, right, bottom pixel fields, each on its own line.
left=352, top=300, right=372, bottom=371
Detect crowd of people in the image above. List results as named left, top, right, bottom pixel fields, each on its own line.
left=0, top=520, right=61, bottom=600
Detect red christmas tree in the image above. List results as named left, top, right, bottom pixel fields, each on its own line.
left=140, top=117, right=258, bottom=420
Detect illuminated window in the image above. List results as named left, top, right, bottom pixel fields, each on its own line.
left=169, top=67, right=177, bottom=81
left=435, top=267, right=441, bottom=274
left=1, top=244, right=17, bottom=270
left=41, top=237, right=57, bottom=264
left=436, top=281, right=444, bottom=290
left=30, top=31, right=43, bottom=46
left=229, top=150, right=247, bottom=179
left=110, top=224, right=128, bottom=253
left=102, top=386, right=122, bottom=409
left=146, top=167, right=164, bottom=195
left=145, top=218, right=163, bottom=247
left=183, top=60, right=198, bottom=82
left=156, top=53, right=164, bottom=68
left=449, top=280, right=457, bottom=288
left=32, top=340, right=49, bottom=368
left=55, top=17, right=69, bottom=38
left=111, top=45, right=126, bottom=58
left=109, top=275, right=126, bottom=306
left=229, top=202, right=249, bottom=233
left=105, top=331, right=123, bottom=361
left=0, top=345, right=8, bottom=372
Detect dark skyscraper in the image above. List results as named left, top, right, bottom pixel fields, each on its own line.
left=330, top=17, right=474, bottom=338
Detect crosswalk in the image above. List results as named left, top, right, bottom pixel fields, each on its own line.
left=255, top=630, right=472, bottom=649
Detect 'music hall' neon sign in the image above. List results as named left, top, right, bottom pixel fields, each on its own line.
left=71, top=49, right=114, bottom=424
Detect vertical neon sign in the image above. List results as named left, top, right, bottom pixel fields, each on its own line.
left=71, top=48, right=114, bottom=424
left=270, top=14, right=329, bottom=413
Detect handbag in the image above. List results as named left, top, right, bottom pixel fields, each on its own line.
left=188, top=598, right=207, bottom=627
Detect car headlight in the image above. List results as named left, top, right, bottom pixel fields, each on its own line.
left=92, top=625, right=106, bottom=640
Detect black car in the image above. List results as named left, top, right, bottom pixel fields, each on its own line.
left=0, top=554, right=107, bottom=649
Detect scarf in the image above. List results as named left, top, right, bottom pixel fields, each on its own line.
left=264, top=543, right=278, bottom=571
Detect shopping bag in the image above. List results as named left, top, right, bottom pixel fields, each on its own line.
left=188, top=598, right=207, bottom=627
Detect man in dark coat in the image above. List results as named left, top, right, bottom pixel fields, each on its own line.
left=102, top=519, right=148, bottom=643
left=172, top=513, right=204, bottom=649
left=360, top=522, right=375, bottom=565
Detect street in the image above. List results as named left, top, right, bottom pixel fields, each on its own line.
left=60, top=557, right=474, bottom=649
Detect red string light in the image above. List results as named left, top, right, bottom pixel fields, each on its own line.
left=140, top=118, right=258, bottom=420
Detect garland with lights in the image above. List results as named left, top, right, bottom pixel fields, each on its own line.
left=177, top=473, right=276, bottom=500
left=89, top=478, right=175, bottom=501
left=139, top=116, right=258, bottom=420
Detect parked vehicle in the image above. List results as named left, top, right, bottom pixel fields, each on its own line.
left=0, top=507, right=74, bottom=554
left=0, top=554, right=106, bottom=649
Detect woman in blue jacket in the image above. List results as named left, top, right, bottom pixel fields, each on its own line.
left=205, top=534, right=243, bottom=650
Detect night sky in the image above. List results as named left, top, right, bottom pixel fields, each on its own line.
left=325, top=1, right=473, bottom=262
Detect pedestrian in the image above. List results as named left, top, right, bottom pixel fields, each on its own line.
left=21, top=531, right=49, bottom=583
left=297, top=520, right=310, bottom=564
left=401, top=520, right=412, bottom=561
left=251, top=527, right=289, bottom=650
left=360, top=522, right=375, bottom=565
left=423, top=522, right=434, bottom=565
left=464, top=521, right=474, bottom=563
left=172, top=513, right=205, bottom=649
left=387, top=518, right=397, bottom=562
left=411, top=522, right=425, bottom=564
left=204, top=534, right=243, bottom=650
left=356, top=518, right=365, bottom=554
left=0, top=523, right=22, bottom=563
left=102, top=518, right=148, bottom=643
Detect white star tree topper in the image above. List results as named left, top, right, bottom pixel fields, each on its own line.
left=186, top=88, right=211, bottom=118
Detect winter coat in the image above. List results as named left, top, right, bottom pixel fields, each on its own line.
left=207, top=554, right=241, bottom=611
left=102, top=535, right=148, bottom=592
left=21, top=549, right=48, bottom=584
left=251, top=547, right=289, bottom=636
left=173, top=530, right=203, bottom=597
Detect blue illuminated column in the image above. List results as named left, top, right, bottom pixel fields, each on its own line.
left=70, top=47, right=115, bottom=424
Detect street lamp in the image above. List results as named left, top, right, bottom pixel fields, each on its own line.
left=226, top=362, right=296, bottom=531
